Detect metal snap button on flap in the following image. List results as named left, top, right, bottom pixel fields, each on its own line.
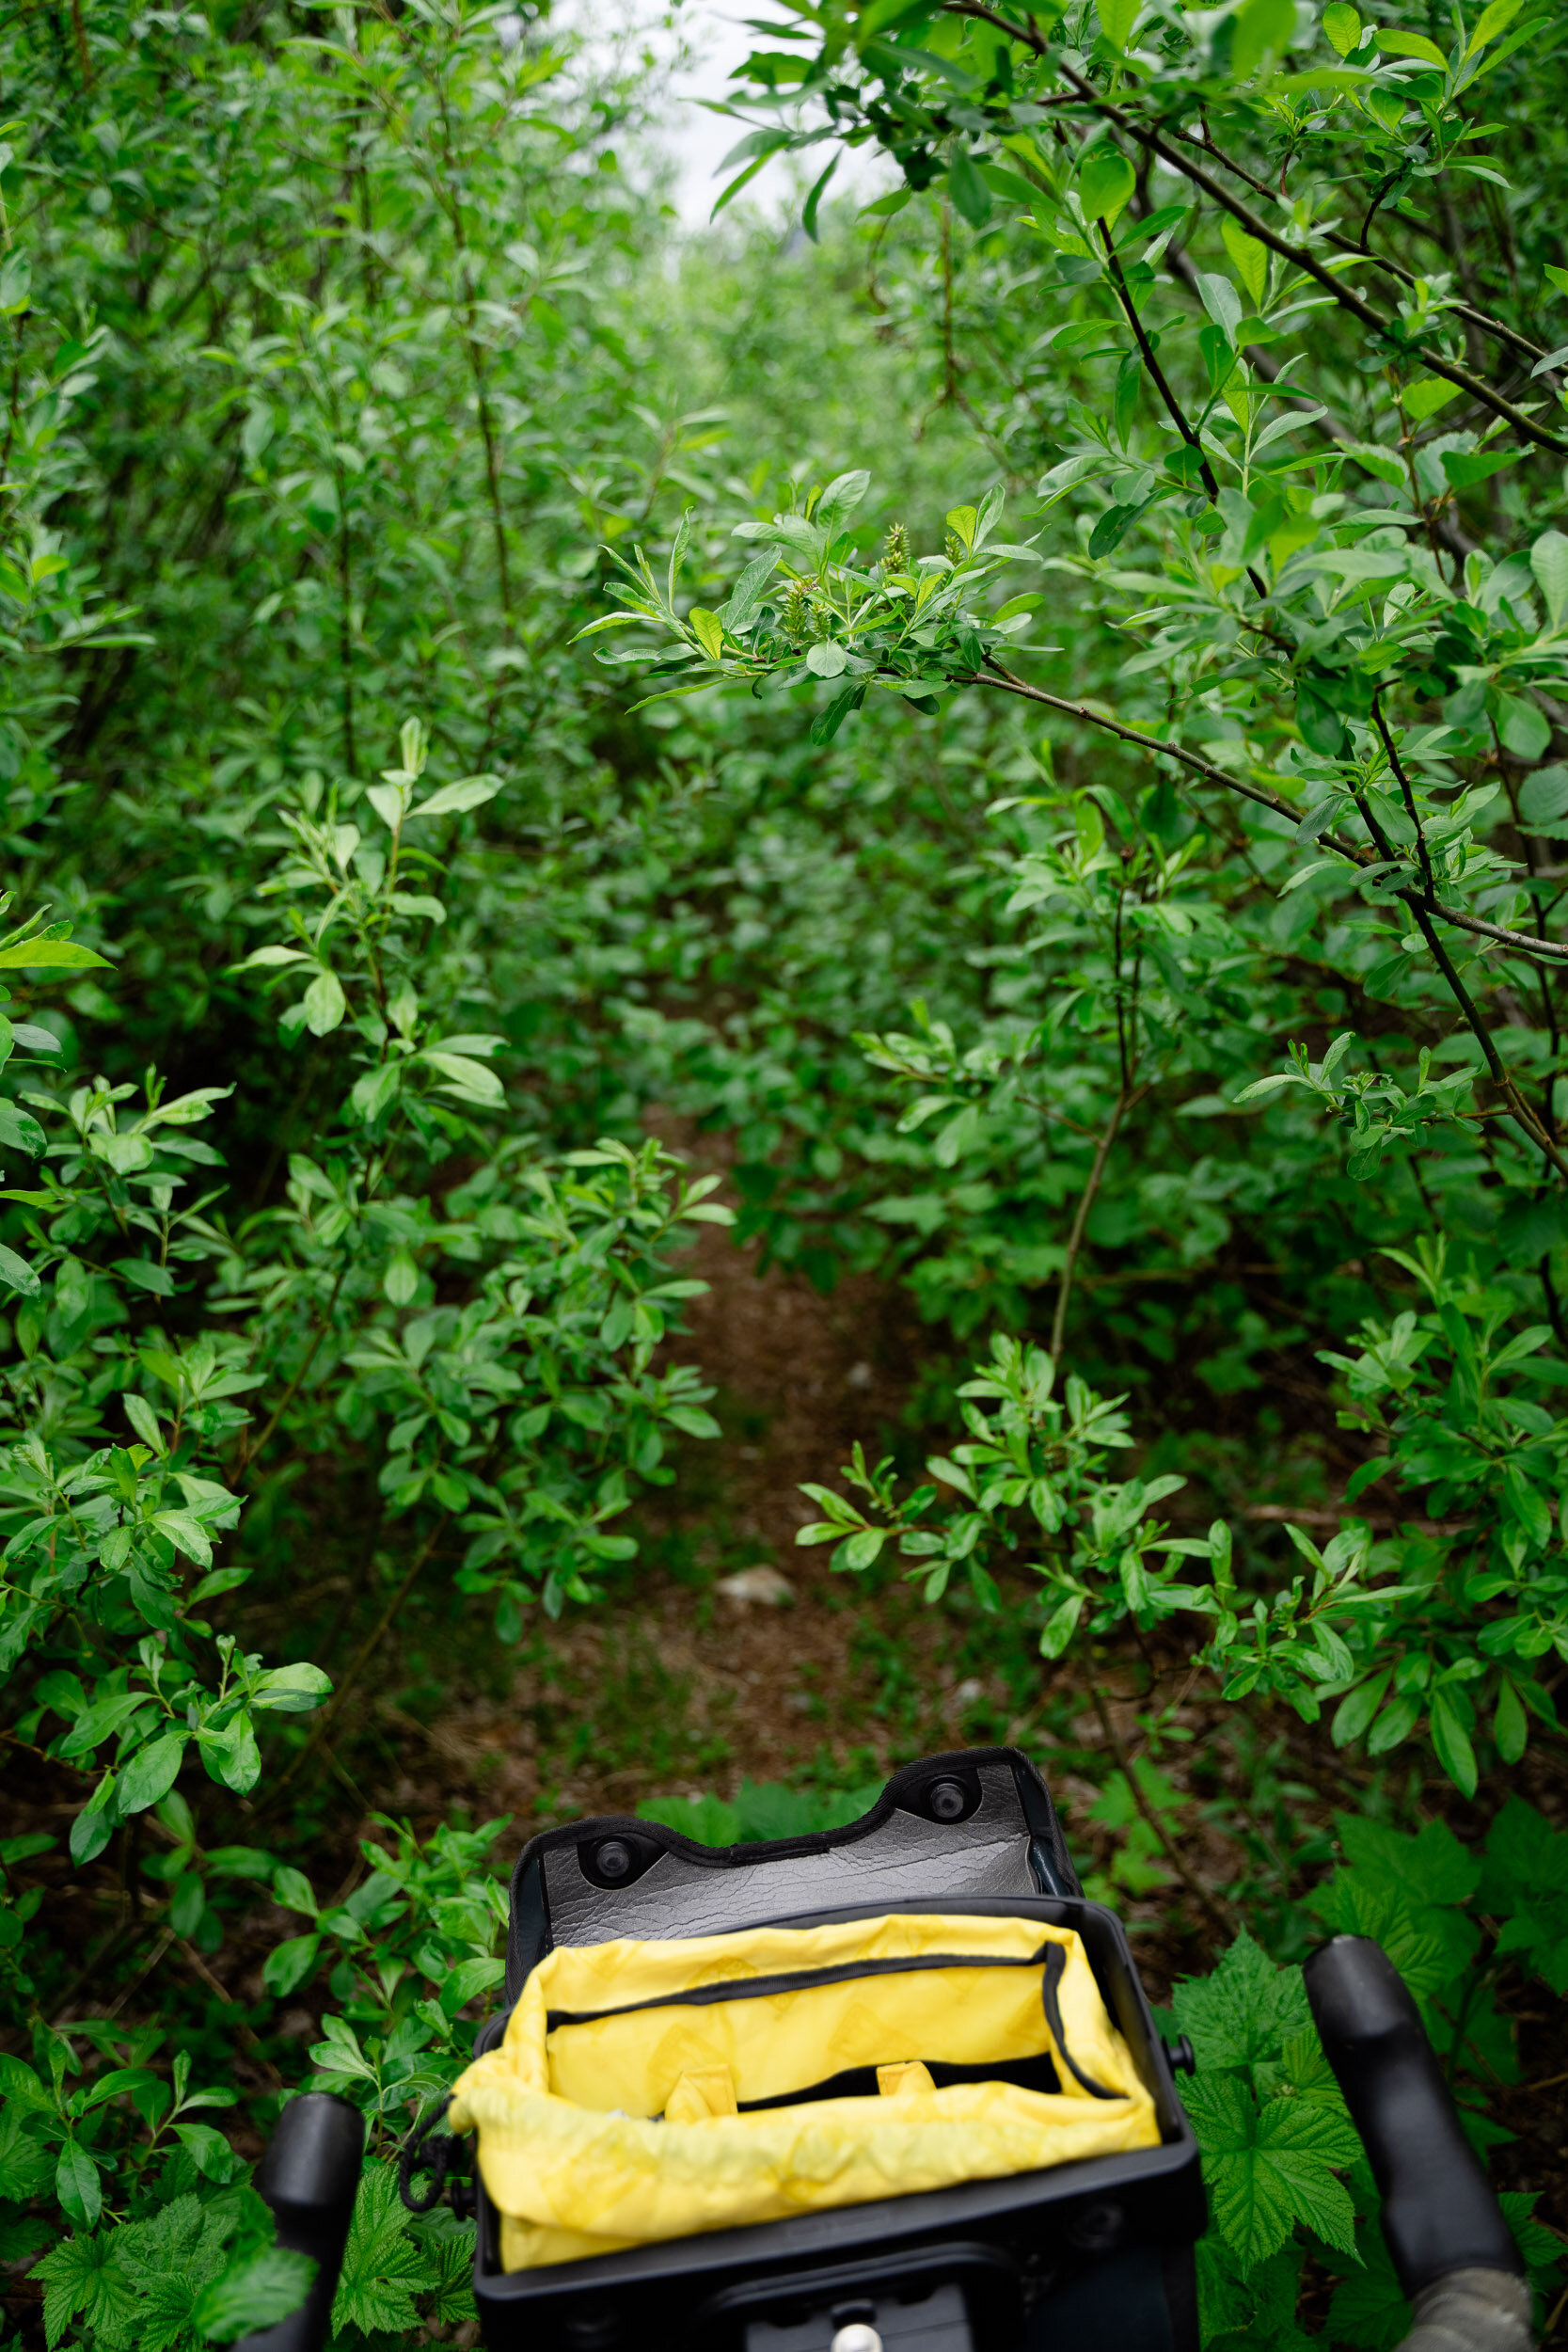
left=595, top=1838, right=632, bottom=1881
left=927, top=1779, right=967, bottom=1822
left=831, top=2327, right=882, bottom=2352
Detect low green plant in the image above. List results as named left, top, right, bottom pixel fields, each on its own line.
left=1171, top=1801, right=1567, bottom=2349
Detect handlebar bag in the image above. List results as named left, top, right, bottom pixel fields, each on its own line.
left=447, top=1907, right=1159, bottom=2272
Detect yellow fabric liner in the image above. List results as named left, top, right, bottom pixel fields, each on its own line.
left=449, top=1912, right=1160, bottom=2271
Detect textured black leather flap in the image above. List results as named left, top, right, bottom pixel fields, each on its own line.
left=504, top=1748, right=1081, bottom=1999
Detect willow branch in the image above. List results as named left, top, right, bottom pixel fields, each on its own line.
left=1052, top=1085, right=1143, bottom=1362
left=1162, top=122, right=1547, bottom=366
left=940, top=3, right=1567, bottom=454
left=1099, top=224, right=1217, bottom=498
left=975, top=661, right=1568, bottom=966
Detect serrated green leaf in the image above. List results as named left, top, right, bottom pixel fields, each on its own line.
left=332, top=2164, right=437, bottom=2335
left=1172, top=1930, right=1312, bottom=2074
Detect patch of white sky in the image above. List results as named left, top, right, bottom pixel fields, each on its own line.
left=546, top=0, right=895, bottom=231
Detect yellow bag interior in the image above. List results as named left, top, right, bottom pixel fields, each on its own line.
left=450, top=1911, right=1162, bottom=2271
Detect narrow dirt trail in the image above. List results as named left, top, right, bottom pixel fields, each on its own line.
left=388, top=1130, right=990, bottom=1831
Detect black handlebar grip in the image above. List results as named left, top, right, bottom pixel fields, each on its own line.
left=235, top=2091, right=365, bottom=2352
left=1304, top=1936, right=1522, bottom=2297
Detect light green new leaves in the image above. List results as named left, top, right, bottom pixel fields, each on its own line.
left=1465, top=0, right=1525, bottom=60
left=689, top=609, right=725, bottom=660
left=1322, top=3, right=1361, bottom=55
left=303, top=970, right=346, bottom=1037
left=0, top=935, right=110, bottom=972
left=1220, top=217, right=1268, bottom=307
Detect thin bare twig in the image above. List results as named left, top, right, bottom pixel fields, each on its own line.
left=1089, top=1686, right=1237, bottom=1938
left=1051, top=1086, right=1143, bottom=1361
left=259, top=1511, right=454, bottom=1810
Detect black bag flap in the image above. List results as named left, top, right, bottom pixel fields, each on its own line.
left=504, top=1749, right=1081, bottom=1999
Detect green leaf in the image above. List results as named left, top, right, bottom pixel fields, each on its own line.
left=384, top=1249, right=419, bottom=1306
left=1430, top=1691, right=1479, bottom=1796
left=1442, top=447, right=1518, bottom=489
left=32, top=2226, right=137, bottom=2350
left=302, top=969, right=346, bottom=1036
left=818, top=469, right=871, bottom=530
left=0, top=937, right=110, bottom=972
left=116, top=1733, right=185, bottom=1818
left=1231, top=0, right=1295, bottom=76
left=725, top=553, right=779, bottom=632
left=1402, top=376, right=1461, bottom=421
left=1465, top=0, right=1525, bottom=56
left=640, top=1791, right=742, bottom=1843
left=1172, top=1930, right=1312, bottom=2074
left=173, top=2121, right=241, bottom=2182
left=262, top=1933, right=322, bottom=1996
left=1497, top=692, right=1551, bottom=762
left=947, top=147, right=992, bottom=228
left=1337, top=1811, right=1481, bottom=1909
left=1379, top=27, right=1449, bottom=65
left=1518, top=764, right=1568, bottom=830
left=405, top=774, right=502, bottom=820
left=1530, top=529, right=1568, bottom=629
left=689, top=609, right=724, bottom=660
left=1478, top=1798, right=1568, bottom=1993
left=193, top=2247, right=315, bottom=2344
left=55, top=2140, right=103, bottom=2232
left=152, top=1509, right=214, bottom=1566
left=1494, top=1679, right=1528, bottom=1765
left=801, top=152, right=839, bottom=243
left=1221, top=218, right=1269, bottom=306
left=1078, top=149, right=1135, bottom=230
left=0, top=249, right=31, bottom=315
left=250, top=1662, right=332, bottom=1713
left=1332, top=1670, right=1392, bottom=1747
left=273, top=1864, right=318, bottom=1916
left=437, top=1954, right=506, bottom=2016
left=0, top=1242, right=40, bottom=1296
left=420, top=1049, right=505, bottom=1104
left=1183, top=2070, right=1358, bottom=2270
left=1327, top=2221, right=1408, bottom=2348
left=0, top=2097, right=54, bottom=2200
left=809, top=681, right=864, bottom=742
left=0, top=1098, right=46, bottom=1154
left=1098, top=0, right=1140, bottom=47
left=1322, top=4, right=1361, bottom=55
left=332, top=2164, right=438, bottom=2336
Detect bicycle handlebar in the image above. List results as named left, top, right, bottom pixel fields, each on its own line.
left=1303, top=1936, right=1522, bottom=2293
left=1304, top=1935, right=1529, bottom=2352
left=235, top=2091, right=364, bottom=2352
